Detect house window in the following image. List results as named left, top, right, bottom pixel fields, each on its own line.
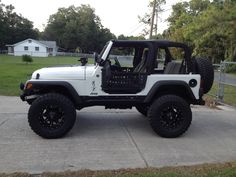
left=28, top=40, right=32, bottom=43
left=35, top=47, right=39, bottom=51
left=24, top=46, right=28, bottom=51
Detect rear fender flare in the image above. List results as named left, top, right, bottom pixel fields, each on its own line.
left=144, top=81, right=196, bottom=103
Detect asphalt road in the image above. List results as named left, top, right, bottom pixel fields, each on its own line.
left=0, top=96, right=236, bottom=174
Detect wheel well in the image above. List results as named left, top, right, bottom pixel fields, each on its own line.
left=146, top=84, right=195, bottom=104
left=42, top=86, right=76, bottom=105
left=27, top=82, right=82, bottom=107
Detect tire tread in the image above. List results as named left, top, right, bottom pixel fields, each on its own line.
left=28, top=93, right=76, bottom=139
left=148, top=95, right=192, bottom=138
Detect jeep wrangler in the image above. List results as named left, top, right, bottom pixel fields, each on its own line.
left=20, top=40, right=214, bottom=139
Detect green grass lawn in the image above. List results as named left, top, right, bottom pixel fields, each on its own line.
left=0, top=162, right=235, bottom=177
left=0, top=55, right=93, bottom=96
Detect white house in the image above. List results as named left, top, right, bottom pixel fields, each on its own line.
left=7, top=39, right=58, bottom=57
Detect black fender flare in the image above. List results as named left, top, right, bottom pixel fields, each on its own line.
left=144, top=80, right=197, bottom=103
left=25, top=81, right=82, bottom=105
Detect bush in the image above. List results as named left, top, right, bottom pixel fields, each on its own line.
left=225, top=64, right=236, bottom=73
left=22, top=55, right=33, bottom=64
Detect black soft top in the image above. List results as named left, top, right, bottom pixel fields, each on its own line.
left=111, top=39, right=192, bottom=73
left=111, top=39, right=190, bottom=50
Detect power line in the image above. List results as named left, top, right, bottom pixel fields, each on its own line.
left=160, top=8, right=172, bottom=12
left=127, top=23, right=146, bottom=36
left=125, top=14, right=151, bottom=36
left=126, top=5, right=173, bottom=37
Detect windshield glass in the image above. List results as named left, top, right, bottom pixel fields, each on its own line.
left=108, top=46, right=135, bottom=68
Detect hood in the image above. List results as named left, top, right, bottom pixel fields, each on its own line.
left=31, top=65, right=96, bottom=80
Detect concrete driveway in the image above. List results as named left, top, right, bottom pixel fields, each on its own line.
left=0, top=96, right=236, bottom=174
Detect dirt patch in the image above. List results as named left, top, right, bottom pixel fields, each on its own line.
left=203, top=95, right=221, bottom=109
left=1, top=162, right=235, bottom=177
left=42, top=161, right=236, bottom=177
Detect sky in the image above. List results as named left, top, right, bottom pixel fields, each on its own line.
left=1, top=0, right=184, bottom=36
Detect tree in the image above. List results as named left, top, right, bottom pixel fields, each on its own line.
left=166, top=0, right=236, bottom=63
left=0, top=1, right=39, bottom=49
left=138, top=0, right=166, bottom=38
left=43, top=5, right=115, bottom=53
left=117, top=34, right=145, bottom=40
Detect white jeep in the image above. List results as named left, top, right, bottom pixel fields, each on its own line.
left=20, top=40, right=214, bottom=139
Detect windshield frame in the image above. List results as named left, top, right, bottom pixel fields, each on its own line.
left=101, top=41, right=113, bottom=60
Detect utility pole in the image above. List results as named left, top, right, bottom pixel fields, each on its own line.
left=149, top=0, right=157, bottom=39
left=155, top=7, right=158, bottom=36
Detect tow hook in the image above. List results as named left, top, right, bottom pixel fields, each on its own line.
left=20, top=94, right=25, bottom=101
left=20, top=83, right=25, bottom=90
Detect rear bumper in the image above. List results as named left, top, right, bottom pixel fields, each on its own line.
left=195, top=98, right=205, bottom=105
left=196, top=88, right=205, bottom=105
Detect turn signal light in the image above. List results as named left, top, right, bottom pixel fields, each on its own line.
left=26, top=83, right=33, bottom=89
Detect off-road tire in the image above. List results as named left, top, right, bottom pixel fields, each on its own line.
left=193, top=57, right=214, bottom=94
left=136, top=105, right=149, bottom=116
left=148, top=95, right=192, bottom=138
left=28, top=93, right=76, bottom=139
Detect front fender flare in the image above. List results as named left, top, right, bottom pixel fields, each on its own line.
left=22, top=81, right=82, bottom=106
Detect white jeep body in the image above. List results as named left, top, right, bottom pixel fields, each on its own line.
left=25, top=40, right=201, bottom=102
left=21, top=39, right=206, bottom=109
left=30, top=65, right=200, bottom=99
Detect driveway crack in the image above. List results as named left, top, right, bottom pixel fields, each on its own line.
left=0, top=119, right=9, bottom=127
left=120, top=118, right=149, bottom=168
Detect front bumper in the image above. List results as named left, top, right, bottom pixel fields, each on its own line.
left=20, top=93, right=26, bottom=101
left=20, top=83, right=26, bottom=101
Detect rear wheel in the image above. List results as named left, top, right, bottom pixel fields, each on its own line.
left=148, top=95, right=192, bottom=138
left=28, top=93, right=76, bottom=139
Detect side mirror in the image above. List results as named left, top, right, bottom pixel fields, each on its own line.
left=94, top=52, right=99, bottom=64
left=79, top=57, right=88, bottom=66
left=94, top=52, right=105, bottom=66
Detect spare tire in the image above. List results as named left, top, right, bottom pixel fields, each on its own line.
left=192, top=57, right=214, bottom=94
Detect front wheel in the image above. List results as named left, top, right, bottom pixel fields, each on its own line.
left=28, top=93, right=76, bottom=139
left=148, top=95, right=192, bottom=138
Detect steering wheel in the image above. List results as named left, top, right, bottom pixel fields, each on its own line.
left=114, top=57, right=121, bottom=68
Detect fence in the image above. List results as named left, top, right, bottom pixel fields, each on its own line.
left=0, top=50, right=7, bottom=54
left=56, top=52, right=94, bottom=58
left=212, top=61, right=236, bottom=104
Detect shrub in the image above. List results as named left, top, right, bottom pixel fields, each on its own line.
left=225, top=64, right=236, bottom=73
left=22, top=55, right=33, bottom=64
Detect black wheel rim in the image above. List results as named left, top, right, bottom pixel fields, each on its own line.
left=160, top=105, right=183, bottom=130
left=38, top=104, right=65, bottom=129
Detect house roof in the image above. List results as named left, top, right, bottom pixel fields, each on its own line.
left=7, top=38, right=57, bottom=48
left=39, top=41, right=57, bottom=49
